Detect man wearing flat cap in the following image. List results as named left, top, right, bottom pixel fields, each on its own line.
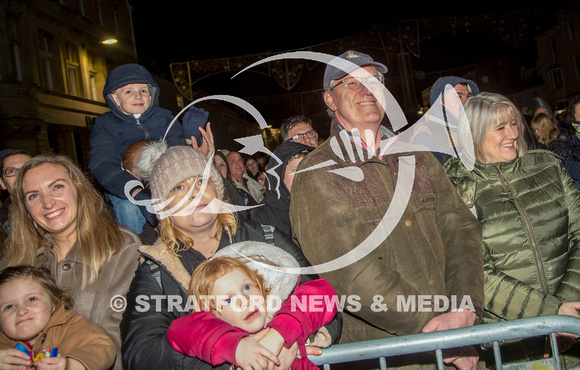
left=290, top=50, right=484, bottom=369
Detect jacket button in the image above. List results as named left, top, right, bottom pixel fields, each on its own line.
left=62, top=263, right=71, bottom=271
left=429, top=279, right=435, bottom=287
left=405, top=219, right=412, bottom=227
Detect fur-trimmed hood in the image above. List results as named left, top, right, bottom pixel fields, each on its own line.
left=137, top=240, right=301, bottom=302
left=138, top=239, right=193, bottom=291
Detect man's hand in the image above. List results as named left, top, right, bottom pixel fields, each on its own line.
left=422, top=310, right=479, bottom=369
left=441, top=347, right=480, bottom=370
left=422, top=310, right=477, bottom=333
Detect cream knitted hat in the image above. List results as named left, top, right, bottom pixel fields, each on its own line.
left=149, top=146, right=224, bottom=210
left=211, top=241, right=300, bottom=310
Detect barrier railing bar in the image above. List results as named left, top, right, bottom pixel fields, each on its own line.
left=379, top=356, right=387, bottom=370
left=311, top=315, right=580, bottom=367
left=550, top=332, right=562, bottom=370
left=435, top=348, right=444, bottom=370
left=492, top=340, right=503, bottom=370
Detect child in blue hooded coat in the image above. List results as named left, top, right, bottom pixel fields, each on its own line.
left=89, top=63, right=183, bottom=234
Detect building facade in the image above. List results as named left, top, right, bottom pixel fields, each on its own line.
left=0, top=0, right=138, bottom=170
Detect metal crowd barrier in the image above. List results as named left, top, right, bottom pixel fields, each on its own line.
left=311, top=315, right=580, bottom=369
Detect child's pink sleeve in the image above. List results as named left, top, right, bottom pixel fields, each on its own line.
left=167, top=310, right=248, bottom=366
left=266, top=279, right=337, bottom=347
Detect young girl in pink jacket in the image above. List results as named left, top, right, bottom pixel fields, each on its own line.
left=167, top=241, right=337, bottom=370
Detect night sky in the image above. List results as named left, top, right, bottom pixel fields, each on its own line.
left=129, top=2, right=560, bottom=75
left=127, top=1, right=571, bottom=123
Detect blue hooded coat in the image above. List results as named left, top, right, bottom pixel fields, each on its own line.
left=89, top=64, right=183, bottom=198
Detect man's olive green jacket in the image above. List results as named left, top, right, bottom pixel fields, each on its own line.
left=290, top=123, right=484, bottom=343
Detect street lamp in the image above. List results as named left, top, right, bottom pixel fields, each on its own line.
left=100, top=38, right=118, bottom=45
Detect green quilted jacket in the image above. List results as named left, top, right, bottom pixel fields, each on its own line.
left=444, top=150, right=580, bottom=323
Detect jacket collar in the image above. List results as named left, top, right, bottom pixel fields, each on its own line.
left=328, top=119, right=396, bottom=162
left=473, top=156, right=520, bottom=178
left=35, top=243, right=83, bottom=265
left=138, top=229, right=233, bottom=291
left=139, top=240, right=192, bottom=291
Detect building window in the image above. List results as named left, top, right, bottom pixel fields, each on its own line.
left=547, top=67, right=564, bottom=91
left=10, top=44, right=22, bottom=81
left=7, top=15, right=22, bottom=81
left=65, top=42, right=82, bottom=97
left=87, top=52, right=99, bottom=100
left=89, top=73, right=98, bottom=100
left=39, top=31, right=60, bottom=91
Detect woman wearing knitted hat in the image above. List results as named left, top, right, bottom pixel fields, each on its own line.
left=120, top=145, right=341, bottom=369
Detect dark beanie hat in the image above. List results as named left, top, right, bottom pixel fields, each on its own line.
left=429, top=76, right=480, bottom=106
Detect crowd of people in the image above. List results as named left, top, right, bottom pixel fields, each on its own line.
left=0, top=49, right=580, bottom=369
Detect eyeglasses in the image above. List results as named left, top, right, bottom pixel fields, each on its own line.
left=330, top=74, right=385, bottom=91
left=1, top=168, right=21, bottom=177
left=290, top=129, right=318, bottom=143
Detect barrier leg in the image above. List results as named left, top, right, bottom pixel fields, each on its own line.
left=493, top=340, right=503, bottom=370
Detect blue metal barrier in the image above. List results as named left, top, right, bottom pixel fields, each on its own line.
left=311, top=315, right=580, bottom=369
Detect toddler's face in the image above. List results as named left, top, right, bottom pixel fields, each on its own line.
left=0, top=277, right=53, bottom=345
left=112, top=83, right=152, bottom=115
left=212, top=269, right=267, bottom=333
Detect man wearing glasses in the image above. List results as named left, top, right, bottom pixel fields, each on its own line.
left=290, top=50, right=484, bottom=369
left=0, top=149, right=32, bottom=233
left=280, top=115, right=319, bottom=147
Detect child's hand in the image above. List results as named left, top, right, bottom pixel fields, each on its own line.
left=35, top=356, right=85, bottom=370
left=257, top=328, right=285, bottom=357
left=235, top=336, right=280, bottom=370
left=0, top=348, right=31, bottom=369
left=275, top=342, right=298, bottom=370
left=190, top=122, right=215, bottom=159
left=254, top=327, right=300, bottom=369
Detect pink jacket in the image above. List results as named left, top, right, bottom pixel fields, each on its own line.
left=167, top=279, right=337, bottom=369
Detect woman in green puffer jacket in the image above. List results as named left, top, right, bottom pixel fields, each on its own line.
left=444, top=92, right=580, bottom=366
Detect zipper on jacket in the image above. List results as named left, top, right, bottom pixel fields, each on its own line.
left=496, top=165, right=550, bottom=294
left=135, top=116, right=150, bottom=140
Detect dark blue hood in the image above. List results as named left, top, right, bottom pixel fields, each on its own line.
left=429, top=76, right=480, bottom=106
left=103, top=64, right=160, bottom=124
left=263, top=141, right=314, bottom=210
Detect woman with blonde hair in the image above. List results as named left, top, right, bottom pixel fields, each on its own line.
left=530, top=112, right=562, bottom=147
left=2, top=152, right=140, bottom=370
left=120, top=145, right=340, bottom=369
left=549, top=96, right=580, bottom=188
left=444, top=92, right=580, bottom=366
